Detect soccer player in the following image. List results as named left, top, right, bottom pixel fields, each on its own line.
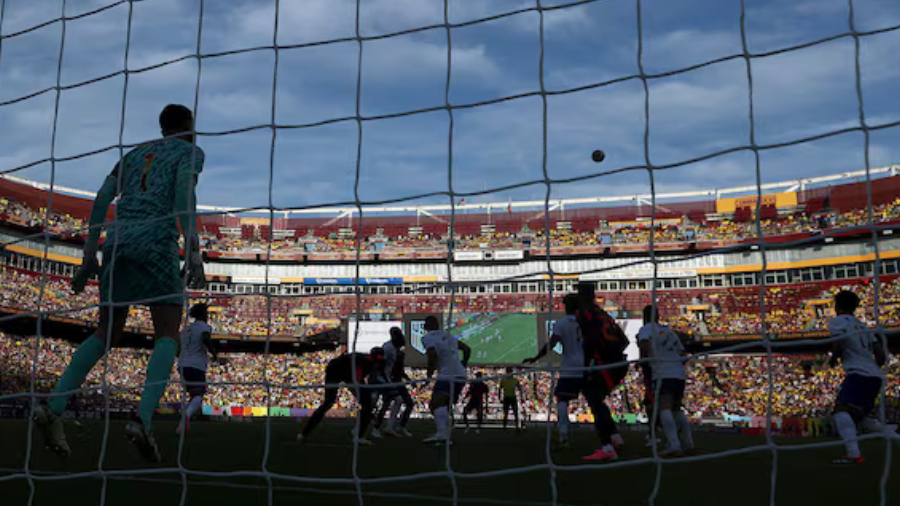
left=371, top=327, right=415, bottom=438
left=499, top=368, right=524, bottom=431
left=523, top=293, right=583, bottom=448
left=297, top=348, right=386, bottom=445
left=177, top=303, right=219, bottom=436
left=575, top=282, right=628, bottom=461
left=639, top=354, right=660, bottom=447
left=423, top=316, right=471, bottom=444
left=33, top=105, right=205, bottom=462
left=828, top=290, right=891, bottom=464
left=638, top=305, right=693, bottom=457
left=462, top=372, right=489, bottom=433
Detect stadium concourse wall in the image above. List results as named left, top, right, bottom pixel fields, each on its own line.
left=3, top=225, right=900, bottom=287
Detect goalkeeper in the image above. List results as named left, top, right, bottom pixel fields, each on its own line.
left=34, top=104, right=205, bottom=463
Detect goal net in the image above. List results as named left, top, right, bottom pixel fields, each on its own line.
left=0, top=0, right=898, bottom=505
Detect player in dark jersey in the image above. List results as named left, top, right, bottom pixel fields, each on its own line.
left=575, top=282, right=628, bottom=461
left=462, top=372, right=489, bottom=433
left=297, top=349, right=385, bottom=445
left=500, top=369, right=524, bottom=431
left=371, top=328, right=415, bottom=438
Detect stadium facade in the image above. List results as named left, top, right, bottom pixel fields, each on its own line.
left=1, top=166, right=898, bottom=359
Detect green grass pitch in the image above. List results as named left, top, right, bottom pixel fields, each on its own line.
left=1, top=418, right=897, bottom=506
left=454, top=314, right=538, bottom=364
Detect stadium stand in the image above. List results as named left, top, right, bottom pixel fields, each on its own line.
left=2, top=170, right=899, bottom=430
left=1, top=173, right=899, bottom=258
left=2, top=264, right=899, bottom=338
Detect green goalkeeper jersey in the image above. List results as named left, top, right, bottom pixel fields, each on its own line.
left=108, top=137, right=205, bottom=251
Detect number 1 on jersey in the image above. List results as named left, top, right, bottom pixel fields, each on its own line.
left=141, top=153, right=156, bottom=192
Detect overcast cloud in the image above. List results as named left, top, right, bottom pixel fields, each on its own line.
left=0, top=0, right=897, bottom=213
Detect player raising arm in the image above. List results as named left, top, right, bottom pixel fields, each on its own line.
left=575, top=283, right=628, bottom=462
left=638, top=305, right=693, bottom=457
left=828, top=290, right=892, bottom=464
left=423, top=316, right=471, bottom=445
left=34, top=105, right=205, bottom=462
left=524, top=293, right=584, bottom=448
left=177, top=303, right=220, bottom=436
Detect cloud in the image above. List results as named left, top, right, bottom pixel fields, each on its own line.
left=0, top=0, right=897, bottom=214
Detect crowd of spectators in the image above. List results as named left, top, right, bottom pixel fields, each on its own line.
left=3, top=334, right=897, bottom=423
left=199, top=198, right=899, bottom=254
left=3, top=194, right=898, bottom=255
left=0, top=198, right=86, bottom=238
left=3, top=264, right=899, bottom=340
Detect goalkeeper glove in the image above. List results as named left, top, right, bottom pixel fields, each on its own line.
left=181, top=240, right=206, bottom=289
left=72, top=245, right=100, bottom=294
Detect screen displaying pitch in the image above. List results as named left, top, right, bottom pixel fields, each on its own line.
left=449, top=313, right=538, bottom=364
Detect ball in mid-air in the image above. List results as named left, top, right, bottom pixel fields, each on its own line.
left=591, top=150, right=605, bottom=163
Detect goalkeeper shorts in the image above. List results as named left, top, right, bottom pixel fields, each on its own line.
left=100, top=244, right=183, bottom=306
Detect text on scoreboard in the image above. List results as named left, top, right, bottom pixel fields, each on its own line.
left=303, top=277, right=403, bottom=285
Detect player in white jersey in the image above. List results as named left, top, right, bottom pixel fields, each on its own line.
left=638, top=304, right=693, bottom=457
left=177, top=303, right=219, bottom=435
left=828, top=291, right=890, bottom=464
left=524, top=294, right=593, bottom=448
left=422, top=316, right=471, bottom=444
left=371, top=328, right=415, bottom=438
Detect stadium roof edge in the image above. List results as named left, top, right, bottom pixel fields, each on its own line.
left=2, top=164, right=898, bottom=216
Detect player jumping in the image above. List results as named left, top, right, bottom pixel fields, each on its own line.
left=177, top=303, right=220, bottom=436
left=371, top=327, right=415, bottom=438
left=638, top=305, right=693, bottom=457
left=297, top=348, right=386, bottom=446
left=828, top=290, right=893, bottom=464
left=524, top=293, right=584, bottom=449
left=462, top=372, right=489, bottom=433
left=576, top=282, right=628, bottom=461
left=34, top=105, right=205, bottom=462
left=423, top=316, right=471, bottom=445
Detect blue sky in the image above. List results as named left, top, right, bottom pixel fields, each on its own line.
left=0, top=0, right=898, bottom=214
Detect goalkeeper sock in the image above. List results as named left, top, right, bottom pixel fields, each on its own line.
left=138, top=337, right=178, bottom=430
left=557, top=401, right=570, bottom=443
left=660, top=410, right=682, bottom=452
left=185, top=396, right=203, bottom=420
left=674, top=411, right=693, bottom=449
left=834, top=411, right=860, bottom=458
left=49, top=335, right=106, bottom=415
left=435, top=406, right=450, bottom=438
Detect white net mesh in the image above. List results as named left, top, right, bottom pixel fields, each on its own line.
left=0, top=0, right=898, bottom=505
